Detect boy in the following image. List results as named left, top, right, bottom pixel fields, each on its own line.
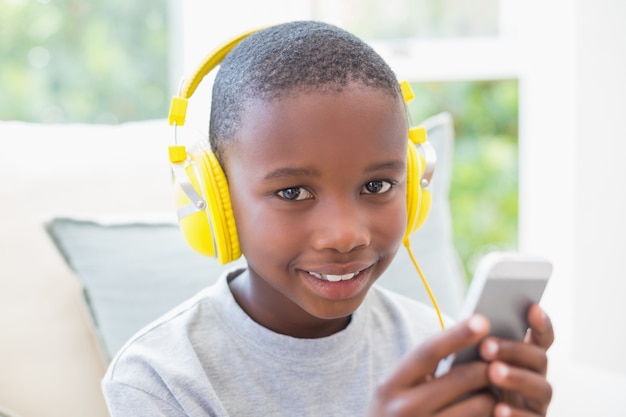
left=103, top=21, right=553, bottom=416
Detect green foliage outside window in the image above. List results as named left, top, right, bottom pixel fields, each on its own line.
left=0, top=0, right=169, bottom=123
left=408, top=81, right=519, bottom=279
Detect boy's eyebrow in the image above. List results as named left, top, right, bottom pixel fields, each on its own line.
left=263, top=167, right=321, bottom=180
left=364, top=160, right=406, bottom=173
left=263, top=160, right=406, bottom=181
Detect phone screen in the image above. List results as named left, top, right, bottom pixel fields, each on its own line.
left=453, top=277, right=549, bottom=365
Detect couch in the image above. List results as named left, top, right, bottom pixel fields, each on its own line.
left=0, top=113, right=465, bottom=417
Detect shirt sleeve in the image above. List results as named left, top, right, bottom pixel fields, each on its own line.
left=102, top=380, right=188, bottom=417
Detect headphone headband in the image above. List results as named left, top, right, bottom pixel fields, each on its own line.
left=169, top=29, right=261, bottom=128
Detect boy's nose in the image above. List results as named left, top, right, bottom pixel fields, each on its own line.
left=310, top=200, right=371, bottom=253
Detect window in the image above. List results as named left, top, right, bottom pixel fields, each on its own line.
left=311, top=0, right=499, bottom=40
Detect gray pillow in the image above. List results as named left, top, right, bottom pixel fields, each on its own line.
left=45, top=112, right=465, bottom=360
left=45, top=218, right=245, bottom=359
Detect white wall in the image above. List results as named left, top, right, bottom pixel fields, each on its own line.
left=518, top=0, right=626, bottom=415
left=573, top=0, right=626, bottom=373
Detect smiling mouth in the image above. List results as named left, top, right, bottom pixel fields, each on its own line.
left=307, top=270, right=364, bottom=282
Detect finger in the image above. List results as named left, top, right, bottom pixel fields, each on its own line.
left=525, top=304, right=554, bottom=350
left=388, top=315, right=490, bottom=389
left=494, top=403, right=542, bottom=417
left=382, top=362, right=491, bottom=416
left=437, top=391, right=496, bottom=417
left=402, top=361, right=491, bottom=413
left=489, top=361, right=553, bottom=414
left=480, top=338, right=548, bottom=375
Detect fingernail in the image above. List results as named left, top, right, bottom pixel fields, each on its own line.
left=495, top=362, right=509, bottom=380
left=497, top=404, right=512, bottom=417
left=468, top=314, right=488, bottom=333
left=483, top=339, right=498, bottom=358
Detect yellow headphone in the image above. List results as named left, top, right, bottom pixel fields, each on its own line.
left=167, top=28, right=444, bottom=328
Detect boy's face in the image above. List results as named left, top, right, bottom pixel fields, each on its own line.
left=223, top=84, right=409, bottom=337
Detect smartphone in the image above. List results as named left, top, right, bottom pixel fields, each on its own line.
left=436, top=252, right=552, bottom=375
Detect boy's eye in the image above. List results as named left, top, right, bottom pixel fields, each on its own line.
left=277, top=187, right=313, bottom=201
left=362, top=180, right=393, bottom=194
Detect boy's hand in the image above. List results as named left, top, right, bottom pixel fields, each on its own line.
left=479, top=304, right=554, bottom=417
left=368, top=315, right=497, bottom=417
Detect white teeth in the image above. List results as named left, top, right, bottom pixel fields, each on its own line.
left=326, top=274, right=343, bottom=282
left=308, top=271, right=359, bottom=281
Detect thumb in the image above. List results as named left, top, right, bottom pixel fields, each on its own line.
left=387, top=315, right=490, bottom=389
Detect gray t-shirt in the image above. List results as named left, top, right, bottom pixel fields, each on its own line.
left=102, top=268, right=443, bottom=417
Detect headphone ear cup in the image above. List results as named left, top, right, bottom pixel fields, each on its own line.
left=415, top=183, right=432, bottom=231
left=173, top=149, right=241, bottom=263
left=404, top=140, right=432, bottom=241
left=202, top=149, right=241, bottom=263
left=173, top=159, right=216, bottom=258
left=404, top=140, right=421, bottom=242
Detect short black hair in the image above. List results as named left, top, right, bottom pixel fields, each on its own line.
left=209, top=20, right=402, bottom=161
